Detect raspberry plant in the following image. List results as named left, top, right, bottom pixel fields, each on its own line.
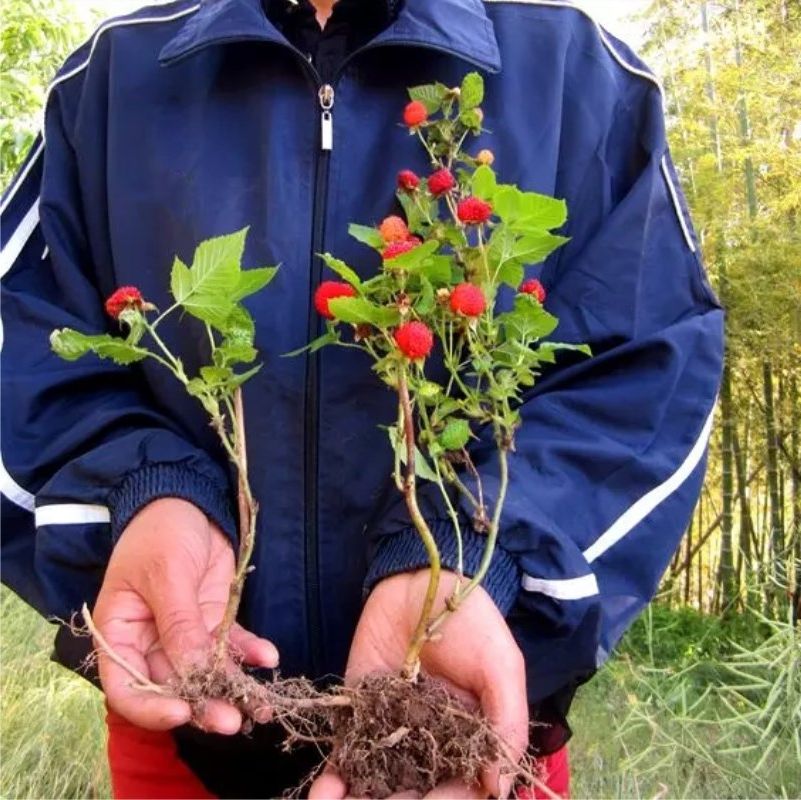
left=302, top=73, right=589, bottom=677
left=50, top=228, right=277, bottom=665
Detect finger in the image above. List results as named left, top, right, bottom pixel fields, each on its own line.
left=424, top=779, right=485, bottom=799
left=149, top=575, right=213, bottom=673
left=227, top=623, right=280, bottom=669
left=195, top=698, right=243, bottom=735
left=479, top=653, right=529, bottom=798
left=387, top=792, right=422, bottom=799
left=309, top=768, right=347, bottom=800
left=98, top=641, right=192, bottom=731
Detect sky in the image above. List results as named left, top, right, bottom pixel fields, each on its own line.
left=96, top=0, right=650, bottom=51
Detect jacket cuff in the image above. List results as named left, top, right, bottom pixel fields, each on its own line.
left=365, top=520, right=520, bottom=616
left=108, top=463, right=237, bottom=546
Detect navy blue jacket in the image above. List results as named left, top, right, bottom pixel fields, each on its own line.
left=1, top=0, right=723, bottom=780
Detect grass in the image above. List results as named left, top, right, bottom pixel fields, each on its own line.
left=1, top=586, right=799, bottom=799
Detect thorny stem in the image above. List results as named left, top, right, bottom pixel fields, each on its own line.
left=397, top=365, right=442, bottom=680
left=213, top=387, right=259, bottom=667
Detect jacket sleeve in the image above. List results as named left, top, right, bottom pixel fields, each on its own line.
left=365, top=78, right=724, bottom=700
left=0, top=87, right=236, bottom=624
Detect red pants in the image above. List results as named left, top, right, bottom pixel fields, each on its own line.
left=107, top=710, right=570, bottom=799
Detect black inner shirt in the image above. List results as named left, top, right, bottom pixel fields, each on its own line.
left=264, top=0, right=395, bottom=82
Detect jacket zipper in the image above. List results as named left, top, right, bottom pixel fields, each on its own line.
left=292, top=41, right=493, bottom=677
left=303, top=79, right=335, bottom=675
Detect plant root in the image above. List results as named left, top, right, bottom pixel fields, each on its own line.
left=80, top=605, right=555, bottom=798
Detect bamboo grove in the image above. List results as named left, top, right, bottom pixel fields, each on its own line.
left=640, top=0, right=801, bottom=618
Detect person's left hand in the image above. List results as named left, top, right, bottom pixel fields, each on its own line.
left=309, top=569, right=529, bottom=799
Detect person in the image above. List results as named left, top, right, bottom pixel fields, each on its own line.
left=0, top=0, right=724, bottom=797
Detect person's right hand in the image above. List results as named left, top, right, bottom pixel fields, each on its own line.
left=92, top=497, right=279, bottom=733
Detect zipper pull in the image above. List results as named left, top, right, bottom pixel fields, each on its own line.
left=319, top=83, right=335, bottom=151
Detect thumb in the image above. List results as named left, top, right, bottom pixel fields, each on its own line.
left=149, top=570, right=213, bottom=673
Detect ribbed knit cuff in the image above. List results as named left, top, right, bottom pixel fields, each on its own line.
left=365, top=520, right=520, bottom=616
left=108, top=463, right=237, bottom=546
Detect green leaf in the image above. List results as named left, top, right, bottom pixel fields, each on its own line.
left=459, top=72, right=484, bottom=110
left=383, top=239, right=439, bottom=271
left=50, top=329, right=149, bottom=365
left=538, top=342, right=592, bottom=360
left=348, top=224, right=384, bottom=250
left=200, top=365, right=233, bottom=384
left=408, top=82, right=449, bottom=113
left=459, top=108, right=482, bottom=130
left=170, top=229, right=250, bottom=328
left=512, top=232, right=570, bottom=265
left=420, top=255, right=453, bottom=286
left=231, top=266, right=278, bottom=302
left=186, top=378, right=208, bottom=398
left=472, top=164, right=497, bottom=199
left=223, top=306, right=256, bottom=346
left=493, top=186, right=521, bottom=220
left=439, top=419, right=471, bottom=451
left=216, top=341, right=258, bottom=366
left=327, top=296, right=400, bottom=327
left=229, top=364, right=262, bottom=388
left=415, top=278, right=435, bottom=314
left=499, top=295, right=559, bottom=341
left=516, top=192, right=568, bottom=230
left=496, top=258, right=525, bottom=288
left=417, top=380, right=442, bottom=400
left=283, top=330, right=338, bottom=358
left=320, top=253, right=362, bottom=287
left=387, top=425, right=439, bottom=482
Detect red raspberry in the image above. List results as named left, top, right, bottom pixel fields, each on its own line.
left=457, top=196, right=493, bottom=225
left=427, top=168, right=456, bottom=196
left=105, top=286, right=145, bottom=319
left=397, top=170, right=420, bottom=192
left=379, top=215, right=410, bottom=244
left=395, top=321, right=434, bottom=360
left=314, top=280, right=357, bottom=319
left=449, top=283, right=486, bottom=317
left=383, top=237, right=422, bottom=260
left=520, top=279, right=547, bottom=303
left=403, top=101, right=428, bottom=128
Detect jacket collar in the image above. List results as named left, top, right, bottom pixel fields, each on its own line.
left=159, top=0, right=501, bottom=73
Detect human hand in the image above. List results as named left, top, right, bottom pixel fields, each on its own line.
left=92, top=497, right=278, bottom=733
left=309, top=569, right=528, bottom=799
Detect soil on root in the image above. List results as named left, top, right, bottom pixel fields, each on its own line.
left=169, top=669, right=501, bottom=798
left=328, top=674, right=500, bottom=798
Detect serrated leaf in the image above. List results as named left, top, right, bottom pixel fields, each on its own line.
left=348, top=224, right=385, bottom=250
left=472, top=164, right=497, bottom=199
left=512, top=232, right=570, bottom=265
left=327, top=296, right=400, bottom=327
left=200, top=365, right=233, bottom=384
left=439, top=418, right=471, bottom=451
left=216, top=341, right=258, bottom=366
left=499, top=295, right=559, bottom=341
left=171, top=229, right=247, bottom=327
left=420, top=255, right=453, bottom=286
left=493, top=186, right=521, bottom=220
left=497, top=259, right=525, bottom=288
left=283, top=330, right=339, bottom=358
left=417, top=380, right=442, bottom=399
left=538, top=342, right=592, bottom=360
left=383, top=239, right=439, bottom=271
left=408, top=82, right=448, bottom=114
left=223, top=306, right=256, bottom=346
left=186, top=378, right=207, bottom=398
left=516, top=192, right=568, bottom=230
left=390, top=424, right=439, bottom=483
left=459, top=108, right=482, bottom=130
left=320, top=253, right=362, bottom=287
left=50, top=329, right=149, bottom=365
left=459, top=72, right=484, bottom=110
left=231, top=266, right=278, bottom=302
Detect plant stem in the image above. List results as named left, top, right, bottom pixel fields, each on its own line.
left=213, top=387, right=259, bottom=667
left=426, top=440, right=509, bottom=638
left=397, top=365, right=442, bottom=680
